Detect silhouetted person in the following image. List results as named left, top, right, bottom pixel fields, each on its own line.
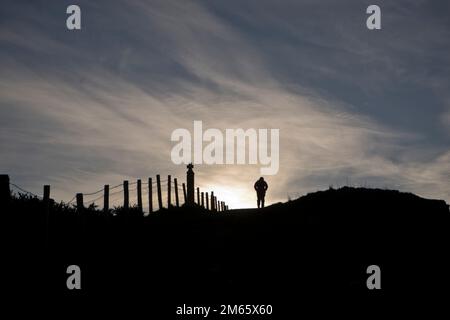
left=254, top=177, right=268, bottom=208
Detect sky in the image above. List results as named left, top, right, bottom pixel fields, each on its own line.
left=1, top=0, right=449, bottom=209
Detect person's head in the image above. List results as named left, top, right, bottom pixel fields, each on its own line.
left=259, top=177, right=264, bottom=181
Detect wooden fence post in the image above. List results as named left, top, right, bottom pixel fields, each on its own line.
left=43, top=185, right=50, bottom=203
left=197, top=187, right=200, bottom=205
left=104, top=185, right=109, bottom=213
left=148, top=178, right=153, bottom=213
left=0, top=174, right=10, bottom=203
left=206, top=192, right=209, bottom=210
left=167, top=175, right=171, bottom=207
left=174, top=178, right=179, bottom=207
left=186, top=163, right=195, bottom=206
left=215, top=197, right=218, bottom=212
left=182, top=183, right=187, bottom=204
left=201, top=192, right=204, bottom=208
left=156, top=174, right=162, bottom=210
left=43, top=185, right=51, bottom=244
left=76, top=193, right=84, bottom=211
left=43, top=184, right=50, bottom=216
left=211, top=192, right=215, bottom=211
left=137, top=179, right=142, bottom=213
left=123, top=180, right=129, bottom=210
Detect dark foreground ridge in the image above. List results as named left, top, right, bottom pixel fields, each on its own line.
left=7, top=187, right=450, bottom=314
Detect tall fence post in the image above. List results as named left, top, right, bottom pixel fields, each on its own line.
left=201, top=192, right=204, bottom=208
left=148, top=177, right=153, bottom=213
left=104, top=185, right=109, bottom=213
left=206, top=192, right=209, bottom=210
left=76, top=193, right=84, bottom=211
left=197, top=187, right=200, bottom=205
left=156, top=174, right=162, bottom=210
left=43, top=184, right=50, bottom=217
left=174, top=178, right=179, bottom=207
left=137, top=179, right=142, bottom=213
left=186, top=163, right=195, bottom=206
left=123, top=180, right=129, bottom=210
left=167, top=175, right=171, bottom=208
left=0, top=174, right=10, bottom=203
left=43, top=185, right=50, bottom=244
left=42, top=184, right=50, bottom=214
left=182, top=183, right=187, bottom=204
left=43, top=185, right=50, bottom=203
left=215, top=197, right=218, bottom=212
left=211, top=192, right=215, bottom=211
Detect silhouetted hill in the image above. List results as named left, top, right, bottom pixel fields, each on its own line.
left=288, top=186, right=448, bottom=213
left=6, top=187, right=450, bottom=316
left=263, top=186, right=449, bottom=227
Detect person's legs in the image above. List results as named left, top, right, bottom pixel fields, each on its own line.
left=257, top=194, right=261, bottom=208
left=261, top=197, right=265, bottom=208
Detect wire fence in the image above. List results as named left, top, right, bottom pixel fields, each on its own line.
left=9, top=182, right=42, bottom=199
left=4, top=173, right=229, bottom=214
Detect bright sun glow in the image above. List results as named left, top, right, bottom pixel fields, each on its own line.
left=198, top=184, right=256, bottom=209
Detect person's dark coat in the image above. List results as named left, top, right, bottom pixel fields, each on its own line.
left=254, top=179, right=268, bottom=196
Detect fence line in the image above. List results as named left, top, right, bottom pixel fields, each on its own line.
left=83, top=188, right=104, bottom=196
left=67, top=195, right=77, bottom=205
left=2, top=168, right=230, bottom=215
left=86, top=193, right=104, bottom=206
left=9, top=182, right=42, bottom=199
